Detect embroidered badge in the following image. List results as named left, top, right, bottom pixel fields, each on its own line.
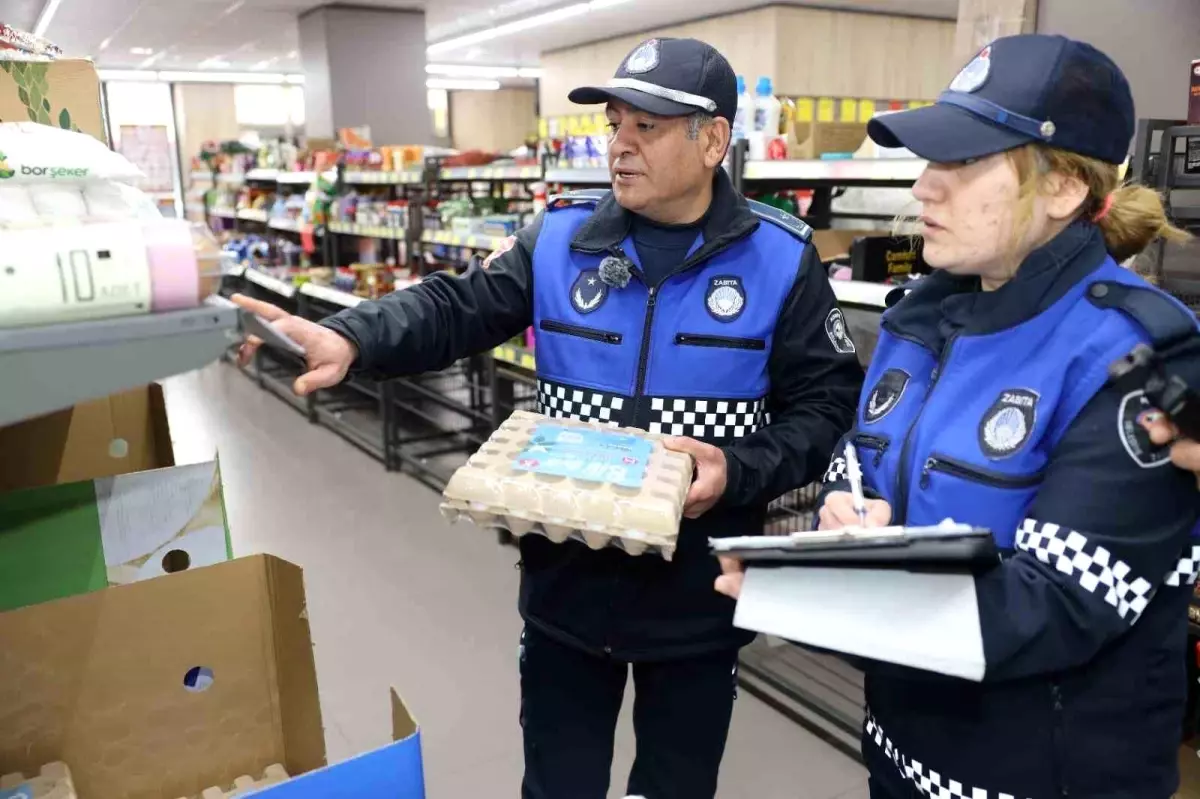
left=571, top=270, right=609, bottom=314
left=979, top=388, right=1038, bottom=458
left=864, top=369, right=910, bottom=424
left=706, top=276, right=746, bottom=321
left=950, top=45, right=991, bottom=94
left=1118, top=390, right=1171, bottom=468
left=824, top=308, right=856, bottom=354
left=625, top=39, right=660, bottom=74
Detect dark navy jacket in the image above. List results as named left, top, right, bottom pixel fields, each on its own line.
left=821, top=222, right=1200, bottom=799
left=323, top=170, right=863, bottom=659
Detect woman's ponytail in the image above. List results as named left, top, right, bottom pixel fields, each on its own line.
left=1095, top=183, right=1192, bottom=263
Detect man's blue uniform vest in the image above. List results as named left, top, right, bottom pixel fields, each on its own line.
left=530, top=195, right=807, bottom=437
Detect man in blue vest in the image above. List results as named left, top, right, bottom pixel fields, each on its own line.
left=232, top=37, right=862, bottom=799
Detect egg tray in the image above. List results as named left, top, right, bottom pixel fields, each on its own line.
left=179, top=764, right=289, bottom=799
left=441, top=411, right=693, bottom=560
left=0, top=762, right=77, bottom=799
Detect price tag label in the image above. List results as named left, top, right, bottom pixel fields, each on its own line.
left=796, top=98, right=815, bottom=123
left=0, top=222, right=153, bottom=328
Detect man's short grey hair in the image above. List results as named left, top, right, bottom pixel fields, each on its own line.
left=686, top=111, right=715, bottom=140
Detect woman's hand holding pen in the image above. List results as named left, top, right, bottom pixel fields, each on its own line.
left=714, top=492, right=894, bottom=601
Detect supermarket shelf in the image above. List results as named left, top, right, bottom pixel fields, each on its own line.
left=832, top=280, right=893, bottom=310
left=439, top=165, right=541, bottom=181
left=742, top=158, right=927, bottom=186
left=543, top=167, right=610, bottom=185
left=421, top=229, right=511, bottom=251
left=268, top=218, right=302, bottom=233
left=276, top=171, right=315, bottom=185
left=245, top=168, right=280, bottom=182
left=225, top=264, right=247, bottom=279
left=492, top=344, right=535, bottom=371
left=0, top=306, right=238, bottom=427
left=245, top=268, right=297, bottom=298
left=300, top=281, right=364, bottom=308
left=210, top=209, right=238, bottom=220
left=237, top=209, right=270, bottom=223
left=327, top=220, right=407, bottom=240
left=344, top=170, right=423, bottom=185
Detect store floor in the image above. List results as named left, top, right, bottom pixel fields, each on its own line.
left=163, top=363, right=869, bottom=799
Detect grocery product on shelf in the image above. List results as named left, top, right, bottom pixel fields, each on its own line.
left=0, top=762, right=77, bottom=799
left=0, top=121, right=142, bottom=183
left=441, top=410, right=693, bottom=560
left=733, top=75, right=750, bottom=143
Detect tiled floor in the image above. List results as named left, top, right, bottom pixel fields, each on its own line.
left=163, top=363, right=868, bottom=799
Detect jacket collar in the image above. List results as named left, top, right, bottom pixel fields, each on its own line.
left=569, top=168, right=759, bottom=262
left=883, top=221, right=1109, bottom=351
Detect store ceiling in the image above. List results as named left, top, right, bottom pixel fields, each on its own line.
left=26, top=0, right=957, bottom=72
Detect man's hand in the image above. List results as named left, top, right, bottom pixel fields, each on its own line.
left=818, top=491, right=892, bottom=530
left=714, top=555, right=745, bottom=599
left=663, top=437, right=728, bottom=519
left=1141, top=414, right=1200, bottom=487
left=230, top=293, right=359, bottom=396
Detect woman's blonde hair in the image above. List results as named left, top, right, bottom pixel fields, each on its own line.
left=1007, top=144, right=1191, bottom=263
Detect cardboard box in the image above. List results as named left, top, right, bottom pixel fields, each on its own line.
left=0, top=555, right=425, bottom=799
left=0, top=59, right=105, bottom=144
left=0, top=461, right=231, bottom=612
left=0, top=384, right=174, bottom=495
left=851, top=235, right=930, bottom=283
left=812, top=229, right=878, bottom=263
left=789, top=121, right=868, bottom=160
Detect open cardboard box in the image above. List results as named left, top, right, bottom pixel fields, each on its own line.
left=0, top=555, right=424, bottom=799
left=0, top=58, right=106, bottom=143
left=0, top=384, right=175, bottom=495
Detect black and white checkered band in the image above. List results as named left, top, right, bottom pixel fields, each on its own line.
left=1016, top=519, right=1154, bottom=622
left=536, top=378, right=625, bottom=427
left=1163, top=544, right=1200, bottom=587
left=648, top=396, right=767, bottom=440
left=866, top=711, right=1025, bottom=799
left=824, top=455, right=847, bottom=483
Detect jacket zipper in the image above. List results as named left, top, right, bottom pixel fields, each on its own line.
left=894, top=333, right=957, bottom=525
left=675, top=333, right=766, bottom=351
left=539, top=319, right=622, bottom=344
left=853, top=433, right=890, bottom=466
left=919, top=454, right=1045, bottom=491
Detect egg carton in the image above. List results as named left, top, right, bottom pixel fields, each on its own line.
left=441, top=411, right=692, bottom=560
left=0, top=762, right=77, bottom=799
left=180, top=764, right=289, bottom=799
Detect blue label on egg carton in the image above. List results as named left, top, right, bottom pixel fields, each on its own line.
left=0, top=785, right=33, bottom=799
left=514, top=424, right=653, bottom=488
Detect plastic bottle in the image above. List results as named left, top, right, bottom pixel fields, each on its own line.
left=753, top=77, right=782, bottom=135
left=732, top=76, right=750, bottom=142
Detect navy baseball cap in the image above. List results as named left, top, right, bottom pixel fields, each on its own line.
left=868, top=34, right=1135, bottom=165
left=569, top=37, right=738, bottom=123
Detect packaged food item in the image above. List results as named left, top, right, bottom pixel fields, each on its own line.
left=0, top=122, right=142, bottom=183
left=0, top=762, right=77, bottom=799
left=441, top=411, right=693, bottom=559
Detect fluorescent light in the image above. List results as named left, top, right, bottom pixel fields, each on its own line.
left=426, top=78, right=501, bottom=91
left=33, top=0, right=64, bottom=37
left=130, top=47, right=154, bottom=55
left=199, top=57, right=232, bottom=69
left=425, top=64, right=545, bottom=80
left=250, top=59, right=278, bottom=70
left=427, top=3, right=589, bottom=54
left=98, top=37, right=113, bottom=51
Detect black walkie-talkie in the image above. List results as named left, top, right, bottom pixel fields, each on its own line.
left=1109, top=344, right=1200, bottom=441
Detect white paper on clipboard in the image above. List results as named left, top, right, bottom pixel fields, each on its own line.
left=733, top=566, right=986, bottom=681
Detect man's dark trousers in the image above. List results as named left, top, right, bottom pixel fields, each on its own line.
left=519, top=626, right=740, bottom=799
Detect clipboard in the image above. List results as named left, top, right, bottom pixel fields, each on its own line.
left=710, top=521, right=999, bottom=575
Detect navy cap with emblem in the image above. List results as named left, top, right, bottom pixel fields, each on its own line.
left=868, top=34, right=1135, bottom=165
left=568, top=37, right=738, bottom=123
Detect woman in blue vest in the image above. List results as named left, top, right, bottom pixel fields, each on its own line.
left=719, top=34, right=1199, bottom=798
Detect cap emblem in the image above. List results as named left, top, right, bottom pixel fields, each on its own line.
left=949, top=45, right=991, bottom=94
left=625, top=39, right=660, bottom=74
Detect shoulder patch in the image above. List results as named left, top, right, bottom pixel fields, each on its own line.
left=1118, top=389, right=1172, bottom=468
left=1086, top=280, right=1199, bottom=349
left=548, top=189, right=611, bottom=211
left=747, top=200, right=813, bottom=242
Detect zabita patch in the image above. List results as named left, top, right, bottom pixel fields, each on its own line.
left=825, top=308, right=856, bottom=354
left=1118, top=389, right=1171, bottom=469
left=864, top=368, right=910, bottom=424
left=706, top=276, right=746, bottom=321
left=950, top=45, right=991, bottom=94
left=482, top=235, right=516, bottom=269
left=979, top=388, right=1038, bottom=459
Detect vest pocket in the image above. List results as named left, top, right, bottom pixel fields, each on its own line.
left=540, top=319, right=623, bottom=344
left=853, top=432, right=891, bottom=466
left=919, top=454, right=1044, bottom=491
left=674, top=333, right=766, bottom=351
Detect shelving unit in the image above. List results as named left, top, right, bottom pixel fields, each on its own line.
left=0, top=306, right=238, bottom=427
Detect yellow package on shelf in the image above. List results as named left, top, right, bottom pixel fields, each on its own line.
left=441, top=411, right=693, bottom=560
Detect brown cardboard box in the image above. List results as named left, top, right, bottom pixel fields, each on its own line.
left=812, top=229, right=878, bottom=263
left=789, top=121, right=868, bottom=160
left=0, top=384, right=174, bottom=494
left=0, top=556, right=326, bottom=799
left=0, top=59, right=106, bottom=144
